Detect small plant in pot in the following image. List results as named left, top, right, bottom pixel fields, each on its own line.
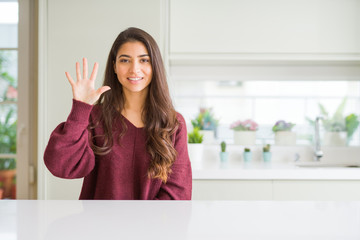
left=0, top=107, right=17, bottom=199
left=187, top=128, right=204, bottom=167
left=219, top=141, right=229, bottom=162
left=307, top=98, right=360, bottom=146
left=230, top=119, right=258, bottom=145
left=272, top=120, right=296, bottom=146
left=262, top=144, right=272, bottom=162
left=243, top=148, right=252, bottom=162
left=191, top=108, right=219, bottom=144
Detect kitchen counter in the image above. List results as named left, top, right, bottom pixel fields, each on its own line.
left=1, top=200, right=359, bottom=240
left=192, top=145, right=360, bottom=180
left=192, top=161, right=360, bottom=180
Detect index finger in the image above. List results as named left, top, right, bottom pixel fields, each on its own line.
left=89, top=62, right=99, bottom=81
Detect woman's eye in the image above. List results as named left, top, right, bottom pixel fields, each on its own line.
left=120, top=59, right=129, bottom=63
left=140, top=58, right=150, bottom=63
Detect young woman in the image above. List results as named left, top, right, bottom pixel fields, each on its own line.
left=44, top=27, right=192, bottom=200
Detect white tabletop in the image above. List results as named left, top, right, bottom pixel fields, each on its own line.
left=1, top=200, right=360, bottom=240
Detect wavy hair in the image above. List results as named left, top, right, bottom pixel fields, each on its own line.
left=89, top=27, right=179, bottom=183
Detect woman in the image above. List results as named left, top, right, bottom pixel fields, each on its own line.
left=44, top=27, right=192, bottom=200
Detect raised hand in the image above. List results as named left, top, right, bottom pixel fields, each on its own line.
left=65, top=58, right=111, bottom=105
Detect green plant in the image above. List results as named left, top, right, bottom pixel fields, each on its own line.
left=345, top=114, right=360, bottom=139
left=307, top=98, right=360, bottom=140
left=244, top=148, right=251, bottom=152
left=0, top=51, right=17, bottom=101
left=319, top=98, right=347, bottom=132
left=263, top=144, right=271, bottom=152
left=188, top=128, right=204, bottom=144
left=220, top=141, right=226, bottom=152
left=0, top=108, right=17, bottom=170
left=191, top=108, right=219, bottom=130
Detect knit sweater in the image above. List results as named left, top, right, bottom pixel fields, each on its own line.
left=44, top=99, right=192, bottom=200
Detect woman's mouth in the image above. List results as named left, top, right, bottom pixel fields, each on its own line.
left=127, top=77, right=144, bottom=84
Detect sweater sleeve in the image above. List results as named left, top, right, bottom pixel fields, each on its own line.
left=44, top=99, right=96, bottom=179
left=154, top=113, right=192, bottom=200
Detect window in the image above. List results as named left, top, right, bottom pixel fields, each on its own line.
left=173, top=79, right=360, bottom=146
left=0, top=0, right=18, bottom=200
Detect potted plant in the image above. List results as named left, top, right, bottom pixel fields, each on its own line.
left=243, top=148, right=252, bottom=162
left=219, top=141, right=229, bottom=162
left=272, top=120, right=296, bottom=145
left=187, top=128, right=204, bottom=167
left=230, top=119, right=258, bottom=145
left=191, top=108, right=219, bottom=144
left=262, top=144, right=271, bottom=162
left=315, top=98, right=359, bottom=146
left=0, top=107, right=17, bottom=199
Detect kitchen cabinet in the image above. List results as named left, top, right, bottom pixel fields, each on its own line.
left=170, top=0, right=360, bottom=63
left=192, top=180, right=272, bottom=200
left=272, top=180, right=360, bottom=201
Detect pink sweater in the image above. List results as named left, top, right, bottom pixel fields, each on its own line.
left=44, top=99, right=192, bottom=200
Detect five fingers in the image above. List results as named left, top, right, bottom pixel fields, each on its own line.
left=65, top=58, right=109, bottom=103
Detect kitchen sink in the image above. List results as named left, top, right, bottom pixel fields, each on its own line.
left=295, top=161, right=360, bottom=168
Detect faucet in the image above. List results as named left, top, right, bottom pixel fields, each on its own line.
left=314, top=116, right=324, bottom=161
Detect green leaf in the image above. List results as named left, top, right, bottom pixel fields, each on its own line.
left=188, top=128, right=204, bottom=143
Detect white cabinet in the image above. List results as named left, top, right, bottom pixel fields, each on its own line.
left=273, top=180, right=360, bottom=201
left=193, top=179, right=360, bottom=201
left=193, top=180, right=272, bottom=200
left=170, top=0, right=360, bottom=62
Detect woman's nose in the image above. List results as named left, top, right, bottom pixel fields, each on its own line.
left=130, top=62, right=140, bottom=74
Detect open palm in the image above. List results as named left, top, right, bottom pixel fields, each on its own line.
left=65, top=58, right=111, bottom=105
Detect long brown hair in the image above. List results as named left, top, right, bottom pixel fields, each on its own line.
left=90, top=27, right=179, bottom=183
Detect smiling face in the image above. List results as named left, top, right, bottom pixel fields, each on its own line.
left=114, top=41, right=153, bottom=96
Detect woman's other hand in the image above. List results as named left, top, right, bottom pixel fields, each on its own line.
left=65, top=58, right=111, bottom=105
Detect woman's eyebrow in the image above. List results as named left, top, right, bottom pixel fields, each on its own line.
left=118, top=54, right=149, bottom=58
left=118, top=54, right=131, bottom=58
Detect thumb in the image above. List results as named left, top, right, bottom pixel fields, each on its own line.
left=97, top=86, right=111, bottom=96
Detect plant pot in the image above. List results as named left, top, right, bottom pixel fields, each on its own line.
left=0, top=169, right=16, bottom=199
left=263, top=152, right=272, bottom=162
left=187, top=143, right=204, bottom=168
left=274, top=131, right=296, bottom=145
left=323, top=131, right=347, bottom=146
left=233, top=131, right=256, bottom=145
left=219, top=152, right=229, bottom=162
left=199, top=130, right=215, bottom=144
left=243, top=152, right=252, bottom=162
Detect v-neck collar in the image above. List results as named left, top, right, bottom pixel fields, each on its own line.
left=121, top=114, right=144, bottom=130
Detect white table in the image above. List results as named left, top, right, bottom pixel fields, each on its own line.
left=1, top=200, right=360, bottom=240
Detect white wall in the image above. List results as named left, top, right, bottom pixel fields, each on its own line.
left=38, top=0, right=164, bottom=199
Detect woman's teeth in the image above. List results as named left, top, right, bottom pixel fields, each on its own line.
left=128, top=77, right=143, bottom=81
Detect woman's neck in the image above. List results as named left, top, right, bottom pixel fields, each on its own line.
left=122, top=89, right=147, bottom=112
left=121, top=89, right=148, bottom=128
